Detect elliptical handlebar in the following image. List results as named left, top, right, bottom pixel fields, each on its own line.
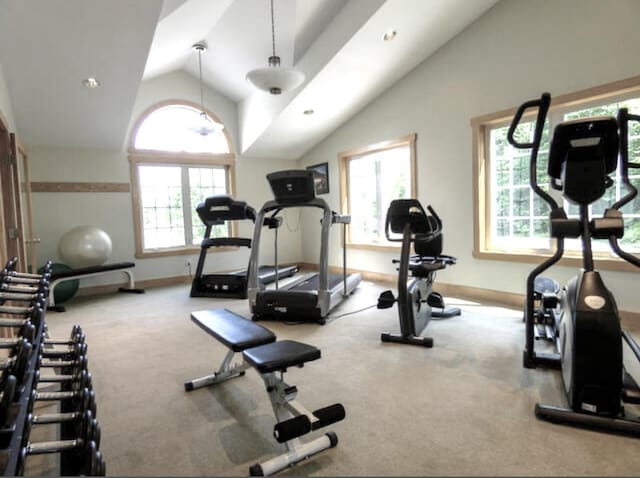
left=612, top=108, right=640, bottom=211
left=507, top=93, right=557, bottom=210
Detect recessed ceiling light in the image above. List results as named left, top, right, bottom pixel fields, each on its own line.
left=383, top=30, right=397, bottom=42
left=303, top=109, right=314, bottom=115
left=82, top=77, right=101, bottom=89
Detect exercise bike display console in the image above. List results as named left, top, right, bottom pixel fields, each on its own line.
left=190, top=195, right=298, bottom=299
left=377, top=199, right=460, bottom=347
left=509, top=92, right=640, bottom=437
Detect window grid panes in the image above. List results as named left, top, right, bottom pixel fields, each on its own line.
left=486, top=95, right=640, bottom=255
left=189, top=168, right=229, bottom=245
left=132, top=101, right=233, bottom=255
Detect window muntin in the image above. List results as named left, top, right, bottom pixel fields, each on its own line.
left=137, top=164, right=229, bottom=251
left=475, top=79, right=640, bottom=265
left=488, top=121, right=551, bottom=252
left=129, top=101, right=235, bottom=257
left=339, top=135, right=416, bottom=247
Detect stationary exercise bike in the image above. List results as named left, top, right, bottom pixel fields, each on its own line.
left=509, top=92, right=640, bottom=436
left=377, top=199, right=460, bottom=347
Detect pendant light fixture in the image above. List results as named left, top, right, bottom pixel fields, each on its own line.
left=246, top=0, right=305, bottom=95
left=189, top=42, right=223, bottom=136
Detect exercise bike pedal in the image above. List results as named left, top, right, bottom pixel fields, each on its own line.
left=377, top=290, right=396, bottom=309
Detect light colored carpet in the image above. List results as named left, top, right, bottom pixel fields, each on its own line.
left=31, top=279, right=640, bottom=476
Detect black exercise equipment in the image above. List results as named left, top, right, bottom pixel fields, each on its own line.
left=529, top=276, right=560, bottom=342
left=248, top=170, right=361, bottom=325
left=377, top=199, right=460, bottom=347
left=184, top=308, right=345, bottom=476
left=509, top=93, right=640, bottom=436
left=0, top=258, right=106, bottom=475
left=190, top=195, right=299, bottom=299
left=46, top=261, right=144, bottom=312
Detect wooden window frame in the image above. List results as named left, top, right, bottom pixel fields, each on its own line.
left=338, top=133, right=417, bottom=251
left=128, top=101, right=236, bottom=259
left=471, top=75, right=640, bottom=272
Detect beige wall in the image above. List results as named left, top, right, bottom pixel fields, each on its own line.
left=299, top=0, right=640, bottom=312
left=26, top=71, right=301, bottom=286
left=4, top=0, right=640, bottom=312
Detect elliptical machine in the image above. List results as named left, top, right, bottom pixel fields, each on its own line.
left=509, top=93, right=640, bottom=436
left=377, top=199, right=460, bottom=347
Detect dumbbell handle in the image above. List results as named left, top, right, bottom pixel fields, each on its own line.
left=36, top=390, right=78, bottom=401
left=0, top=305, right=34, bottom=315
left=33, top=411, right=79, bottom=425
left=25, top=438, right=83, bottom=455
left=0, top=291, right=41, bottom=301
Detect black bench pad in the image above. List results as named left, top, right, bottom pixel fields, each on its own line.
left=243, top=340, right=321, bottom=374
left=50, top=262, right=135, bottom=280
left=191, top=308, right=276, bottom=352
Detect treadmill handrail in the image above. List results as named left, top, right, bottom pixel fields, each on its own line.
left=248, top=198, right=333, bottom=301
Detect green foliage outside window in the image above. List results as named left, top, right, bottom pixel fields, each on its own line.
left=488, top=97, right=640, bottom=253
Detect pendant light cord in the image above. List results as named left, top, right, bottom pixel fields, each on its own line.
left=270, top=0, right=276, bottom=57
left=197, top=47, right=205, bottom=113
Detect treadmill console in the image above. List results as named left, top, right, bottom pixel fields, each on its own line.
left=267, top=170, right=316, bottom=204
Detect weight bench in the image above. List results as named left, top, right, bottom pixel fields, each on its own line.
left=48, top=262, right=145, bottom=312
left=185, top=308, right=345, bottom=476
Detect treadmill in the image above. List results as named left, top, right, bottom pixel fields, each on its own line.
left=189, top=195, right=298, bottom=299
left=247, top=170, right=361, bottom=325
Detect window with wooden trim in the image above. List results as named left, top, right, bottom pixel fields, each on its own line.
left=339, top=134, right=417, bottom=248
left=129, top=101, right=235, bottom=257
left=472, top=76, right=640, bottom=269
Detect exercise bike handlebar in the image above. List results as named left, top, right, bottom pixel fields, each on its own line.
left=384, top=200, right=442, bottom=242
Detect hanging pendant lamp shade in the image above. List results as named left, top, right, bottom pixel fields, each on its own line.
left=189, top=42, right=223, bottom=136
left=246, top=0, right=305, bottom=95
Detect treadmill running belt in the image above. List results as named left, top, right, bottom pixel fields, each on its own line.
left=291, top=273, right=344, bottom=292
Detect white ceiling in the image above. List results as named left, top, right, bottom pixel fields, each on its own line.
left=0, top=0, right=499, bottom=158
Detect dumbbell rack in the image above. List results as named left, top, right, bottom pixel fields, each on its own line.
left=0, top=258, right=105, bottom=475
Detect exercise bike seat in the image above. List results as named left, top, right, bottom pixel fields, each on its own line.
left=243, top=340, right=321, bottom=373
left=191, top=309, right=276, bottom=352
left=409, top=262, right=447, bottom=278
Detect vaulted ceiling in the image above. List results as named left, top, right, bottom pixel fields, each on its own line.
left=0, top=0, right=498, bottom=159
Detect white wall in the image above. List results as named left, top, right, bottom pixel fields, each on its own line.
left=27, top=71, right=300, bottom=287
left=299, top=0, right=640, bottom=312
left=0, top=64, right=16, bottom=130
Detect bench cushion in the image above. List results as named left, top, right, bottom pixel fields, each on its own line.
left=243, top=340, right=321, bottom=374
left=50, top=262, right=135, bottom=280
left=191, top=309, right=276, bottom=352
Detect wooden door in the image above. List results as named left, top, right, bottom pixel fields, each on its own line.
left=15, top=136, right=38, bottom=273
left=0, top=127, right=28, bottom=271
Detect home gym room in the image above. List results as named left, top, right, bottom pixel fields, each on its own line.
left=1, top=0, right=640, bottom=476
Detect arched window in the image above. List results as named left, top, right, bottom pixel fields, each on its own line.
left=129, top=101, right=235, bottom=257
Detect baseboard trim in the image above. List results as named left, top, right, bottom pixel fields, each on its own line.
left=73, top=264, right=640, bottom=326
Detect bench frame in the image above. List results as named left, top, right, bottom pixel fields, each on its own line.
left=48, top=263, right=144, bottom=311
left=185, top=309, right=343, bottom=476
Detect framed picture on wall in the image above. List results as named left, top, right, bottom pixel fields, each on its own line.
left=306, top=162, right=329, bottom=195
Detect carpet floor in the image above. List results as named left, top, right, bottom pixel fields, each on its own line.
left=27, top=279, right=640, bottom=476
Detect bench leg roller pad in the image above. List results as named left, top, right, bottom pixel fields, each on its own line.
left=249, top=433, right=337, bottom=477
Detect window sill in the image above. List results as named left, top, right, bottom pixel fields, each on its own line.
left=346, top=242, right=401, bottom=252
left=135, top=245, right=240, bottom=259
left=473, top=249, right=640, bottom=272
